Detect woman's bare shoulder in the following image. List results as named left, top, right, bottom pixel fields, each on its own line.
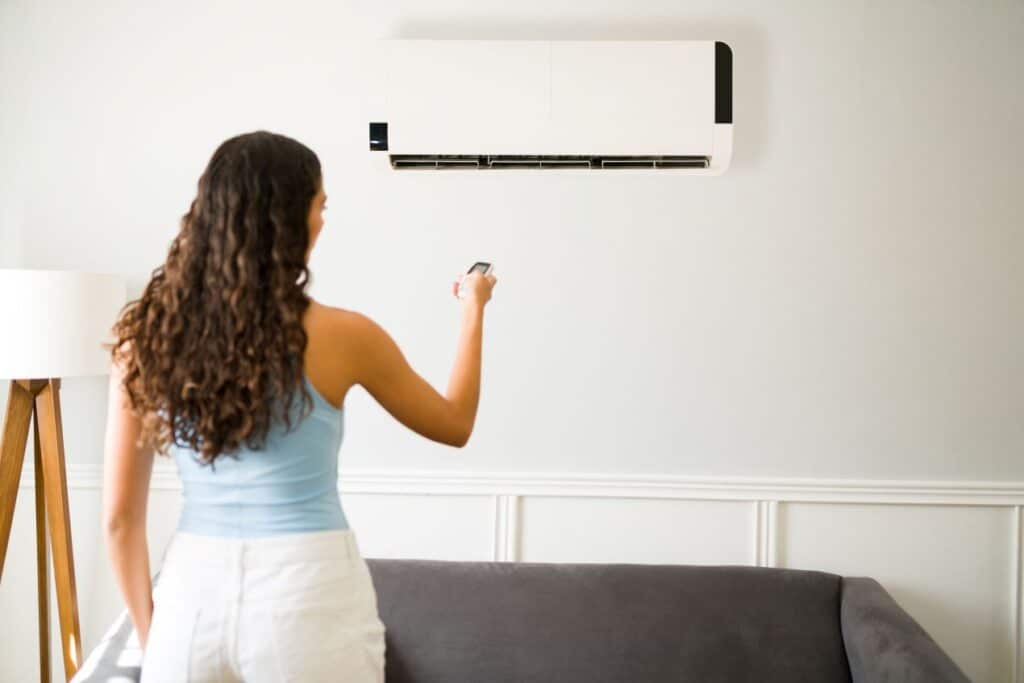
left=303, top=299, right=368, bottom=404
left=308, top=298, right=368, bottom=334
left=312, top=298, right=390, bottom=338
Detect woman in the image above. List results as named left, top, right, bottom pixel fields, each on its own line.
left=102, top=130, right=496, bottom=682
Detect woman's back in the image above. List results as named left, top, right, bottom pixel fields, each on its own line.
left=169, top=301, right=355, bottom=537
left=172, top=373, right=348, bottom=536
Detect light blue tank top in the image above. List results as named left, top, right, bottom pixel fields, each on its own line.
left=169, top=373, right=349, bottom=537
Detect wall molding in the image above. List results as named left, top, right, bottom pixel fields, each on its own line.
left=1014, top=505, right=1022, bottom=683
left=19, top=463, right=1024, bottom=505
left=754, top=500, right=778, bottom=567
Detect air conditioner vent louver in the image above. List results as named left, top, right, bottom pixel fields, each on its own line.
left=390, top=155, right=710, bottom=170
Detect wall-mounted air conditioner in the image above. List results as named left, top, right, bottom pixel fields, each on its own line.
left=368, top=39, right=732, bottom=174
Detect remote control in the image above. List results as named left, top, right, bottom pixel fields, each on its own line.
left=455, top=261, right=494, bottom=299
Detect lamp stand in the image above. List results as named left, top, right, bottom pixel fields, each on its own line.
left=0, top=378, right=82, bottom=682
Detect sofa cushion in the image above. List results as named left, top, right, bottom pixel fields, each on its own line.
left=366, top=559, right=852, bottom=683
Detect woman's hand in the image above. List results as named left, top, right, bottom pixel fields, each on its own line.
left=454, top=270, right=498, bottom=310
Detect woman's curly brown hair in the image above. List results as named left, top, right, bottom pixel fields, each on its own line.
left=106, top=130, right=323, bottom=467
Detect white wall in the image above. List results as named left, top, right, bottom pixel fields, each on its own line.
left=1, top=1, right=1021, bottom=682
left=3, top=0, right=1022, bottom=479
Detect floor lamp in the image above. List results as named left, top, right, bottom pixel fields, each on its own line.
left=0, top=269, right=127, bottom=682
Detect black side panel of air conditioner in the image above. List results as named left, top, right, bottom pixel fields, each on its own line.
left=715, top=41, right=733, bottom=124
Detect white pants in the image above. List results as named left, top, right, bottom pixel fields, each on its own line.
left=140, top=528, right=386, bottom=682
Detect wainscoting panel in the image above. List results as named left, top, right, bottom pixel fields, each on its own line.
left=518, top=496, right=754, bottom=566
left=780, top=502, right=1015, bottom=683
left=341, top=493, right=497, bottom=561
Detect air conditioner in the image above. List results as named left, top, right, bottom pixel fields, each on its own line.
left=368, top=39, right=732, bottom=174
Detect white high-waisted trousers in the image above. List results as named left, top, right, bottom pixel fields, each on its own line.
left=140, top=528, right=386, bottom=682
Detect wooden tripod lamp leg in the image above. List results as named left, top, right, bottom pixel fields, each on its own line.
left=35, top=379, right=83, bottom=681
left=0, top=380, right=32, bottom=580
left=34, top=409, right=51, bottom=683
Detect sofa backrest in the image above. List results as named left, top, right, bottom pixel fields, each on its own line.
left=365, top=559, right=852, bottom=683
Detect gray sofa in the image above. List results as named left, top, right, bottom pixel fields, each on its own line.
left=73, top=559, right=971, bottom=682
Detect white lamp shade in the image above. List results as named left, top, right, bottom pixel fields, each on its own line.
left=0, top=269, right=128, bottom=379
